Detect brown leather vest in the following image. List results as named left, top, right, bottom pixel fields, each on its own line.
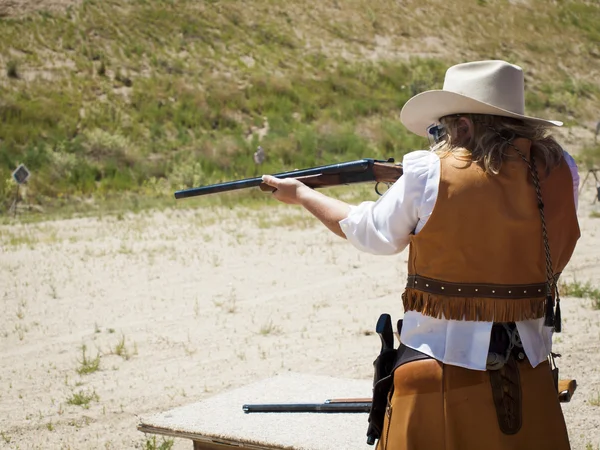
left=403, top=139, right=580, bottom=322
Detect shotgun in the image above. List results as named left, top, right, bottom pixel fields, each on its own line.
left=174, top=158, right=403, bottom=199
left=242, top=378, right=577, bottom=415
left=242, top=399, right=371, bottom=414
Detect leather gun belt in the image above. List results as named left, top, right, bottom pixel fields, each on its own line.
left=406, top=275, right=547, bottom=299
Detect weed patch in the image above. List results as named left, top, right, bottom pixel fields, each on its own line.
left=560, top=280, right=600, bottom=310
left=66, top=389, right=99, bottom=409
left=76, top=344, right=101, bottom=375
left=110, top=334, right=137, bottom=360
left=143, top=435, right=175, bottom=450
left=259, top=319, right=282, bottom=336
left=589, top=391, right=600, bottom=407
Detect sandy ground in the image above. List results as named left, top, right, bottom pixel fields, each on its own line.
left=1, top=182, right=600, bottom=450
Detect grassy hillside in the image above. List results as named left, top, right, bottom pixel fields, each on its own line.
left=1, top=0, right=599, bottom=215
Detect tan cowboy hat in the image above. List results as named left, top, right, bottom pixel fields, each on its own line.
left=400, top=60, right=563, bottom=137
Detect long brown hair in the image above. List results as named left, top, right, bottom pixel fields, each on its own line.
left=434, top=114, right=564, bottom=175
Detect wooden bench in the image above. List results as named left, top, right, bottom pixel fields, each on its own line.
left=138, top=373, right=375, bottom=450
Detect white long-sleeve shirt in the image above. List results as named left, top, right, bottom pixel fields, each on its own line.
left=339, top=150, right=580, bottom=371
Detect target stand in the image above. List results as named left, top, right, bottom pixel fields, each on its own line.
left=8, top=164, right=31, bottom=217
left=579, top=168, right=600, bottom=204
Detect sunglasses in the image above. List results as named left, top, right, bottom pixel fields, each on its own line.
left=426, top=123, right=447, bottom=145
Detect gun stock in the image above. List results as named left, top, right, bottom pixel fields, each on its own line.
left=558, top=379, right=577, bottom=402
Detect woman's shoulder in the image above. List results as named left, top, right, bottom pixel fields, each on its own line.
left=402, top=150, right=440, bottom=174
left=561, top=149, right=578, bottom=168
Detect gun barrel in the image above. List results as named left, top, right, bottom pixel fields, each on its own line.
left=242, top=402, right=371, bottom=413
left=174, top=177, right=263, bottom=199
left=174, top=159, right=373, bottom=199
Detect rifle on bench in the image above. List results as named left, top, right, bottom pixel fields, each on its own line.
left=242, top=379, right=578, bottom=414
left=243, top=314, right=399, bottom=446
left=242, top=399, right=371, bottom=414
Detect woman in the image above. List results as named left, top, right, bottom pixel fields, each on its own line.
left=262, top=60, right=580, bottom=450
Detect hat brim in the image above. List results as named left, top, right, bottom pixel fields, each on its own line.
left=400, top=90, right=563, bottom=138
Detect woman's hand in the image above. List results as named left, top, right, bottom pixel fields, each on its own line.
left=261, top=175, right=311, bottom=205
left=261, top=174, right=351, bottom=238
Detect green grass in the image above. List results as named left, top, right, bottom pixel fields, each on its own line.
left=0, top=0, right=599, bottom=216
left=560, top=280, right=600, bottom=309
left=143, top=435, right=175, bottom=450
left=76, top=344, right=101, bottom=375
left=259, top=319, right=282, bottom=336
left=111, top=334, right=137, bottom=360
left=66, top=389, right=99, bottom=409
left=0, top=58, right=432, bottom=208
left=574, top=144, right=600, bottom=170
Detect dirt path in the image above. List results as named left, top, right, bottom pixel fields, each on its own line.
left=1, top=184, right=600, bottom=449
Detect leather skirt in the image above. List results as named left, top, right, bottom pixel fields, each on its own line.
left=376, top=327, right=570, bottom=450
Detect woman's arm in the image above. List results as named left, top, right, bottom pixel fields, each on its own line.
left=262, top=150, right=438, bottom=253
left=261, top=175, right=350, bottom=238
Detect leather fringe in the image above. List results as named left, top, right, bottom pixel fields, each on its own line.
left=402, top=288, right=546, bottom=322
